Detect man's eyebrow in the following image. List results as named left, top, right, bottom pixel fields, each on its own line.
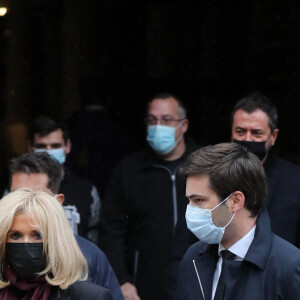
left=235, top=126, right=263, bottom=132
left=186, top=194, right=203, bottom=198
left=161, top=114, right=174, bottom=117
left=147, top=114, right=174, bottom=118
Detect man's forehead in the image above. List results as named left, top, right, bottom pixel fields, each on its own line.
left=233, top=109, right=270, bottom=128
left=148, top=97, right=179, bottom=116
left=33, top=129, right=65, bottom=144
left=11, top=172, right=49, bottom=191
left=186, top=174, right=211, bottom=191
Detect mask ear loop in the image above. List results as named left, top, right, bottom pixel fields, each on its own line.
left=210, top=193, right=233, bottom=212
left=174, top=120, right=184, bottom=144
left=210, top=193, right=236, bottom=229
left=223, top=212, right=236, bottom=229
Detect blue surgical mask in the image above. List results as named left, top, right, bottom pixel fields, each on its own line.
left=34, top=148, right=66, bottom=164
left=185, top=194, right=235, bottom=244
left=146, top=123, right=183, bottom=155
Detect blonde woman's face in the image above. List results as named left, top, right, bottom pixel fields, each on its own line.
left=7, top=213, right=42, bottom=243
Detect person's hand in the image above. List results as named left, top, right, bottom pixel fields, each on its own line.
left=121, top=282, right=140, bottom=300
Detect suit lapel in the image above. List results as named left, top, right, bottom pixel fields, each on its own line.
left=194, top=245, right=218, bottom=300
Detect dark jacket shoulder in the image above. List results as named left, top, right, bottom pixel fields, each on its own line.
left=49, top=281, right=112, bottom=300
left=117, top=136, right=199, bottom=169
left=264, top=152, right=300, bottom=180
left=61, top=167, right=94, bottom=189
left=263, top=152, right=300, bottom=246
left=182, top=240, right=208, bottom=258
left=75, top=235, right=124, bottom=300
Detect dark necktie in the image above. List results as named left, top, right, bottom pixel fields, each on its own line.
left=214, top=250, right=236, bottom=300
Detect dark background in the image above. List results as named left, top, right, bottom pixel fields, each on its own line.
left=1, top=0, right=300, bottom=180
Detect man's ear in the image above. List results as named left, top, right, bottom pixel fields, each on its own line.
left=65, top=139, right=71, bottom=154
left=56, top=193, right=65, bottom=205
left=271, top=128, right=279, bottom=146
left=27, top=140, right=33, bottom=152
left=230, top=191, right=245, bottom=213
left=182, top=119, right=189, bottom=133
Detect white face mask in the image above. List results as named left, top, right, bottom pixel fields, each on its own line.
left=146, top=122, right=183, bottom=155
left=185, top=194, right=235, bottom=244
left=33, top=148, right=66, bottom=164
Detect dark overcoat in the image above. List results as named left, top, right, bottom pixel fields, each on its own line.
left=99, top=139, right=199, bottom=300
left=176, top=208, right=300, bottom=300
left=49, top=281, right=112, bottom=300
left=264, top=152, right=300, bottom=247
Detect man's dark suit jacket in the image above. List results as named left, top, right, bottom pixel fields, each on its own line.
left=264, top=151, right=300, bottom=247
left=176, top=208, right=300, bottom=300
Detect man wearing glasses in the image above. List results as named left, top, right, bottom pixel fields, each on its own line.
left=99, top=93, right=199, bottom=300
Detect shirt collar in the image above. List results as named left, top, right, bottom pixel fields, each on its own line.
left=218, top=225, right=256, bottom=260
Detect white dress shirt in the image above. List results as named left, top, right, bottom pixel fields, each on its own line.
left=211, top=226, right=256, bottom=300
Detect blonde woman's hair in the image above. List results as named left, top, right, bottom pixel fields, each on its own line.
left=0, top=188, right=88, bottom=289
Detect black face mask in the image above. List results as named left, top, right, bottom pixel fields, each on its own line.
left=5, top=243, right=46, bottom=280
left=233, top=140, right=267, bottom=161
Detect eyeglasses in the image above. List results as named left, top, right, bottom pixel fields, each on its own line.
left=145, top=115, right=184, bottom=126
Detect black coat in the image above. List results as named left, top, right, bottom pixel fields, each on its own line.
left=176, top=208, right=300, bottom=300
left=99, top=139, right=199, bottom=300
left=264, top=151, right=300, bottom=247
left=49, top=281, right=112, bottom=300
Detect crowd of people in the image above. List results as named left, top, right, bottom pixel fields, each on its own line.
left=1, top=92, right=300, bottom=299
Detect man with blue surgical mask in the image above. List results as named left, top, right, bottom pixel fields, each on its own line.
left=99, top=93, right=199, bottom=300
left=146, top=96, right=189, bottom=158
left=176, top=143, right=300, bottom=300
left=27, top=116, right=101, bottom=245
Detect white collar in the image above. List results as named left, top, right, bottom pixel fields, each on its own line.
left=218, top=225, right=256, bottom=260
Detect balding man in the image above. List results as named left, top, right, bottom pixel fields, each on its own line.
left=100, top=93, right=198, bottom=300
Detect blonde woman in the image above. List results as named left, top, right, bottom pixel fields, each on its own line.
left=0, top=188, right=112, bottom=300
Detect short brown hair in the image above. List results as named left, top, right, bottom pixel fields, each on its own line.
left=179, top=143, right=267, bottom=217
left=29, top=115, right=69, bottom=144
